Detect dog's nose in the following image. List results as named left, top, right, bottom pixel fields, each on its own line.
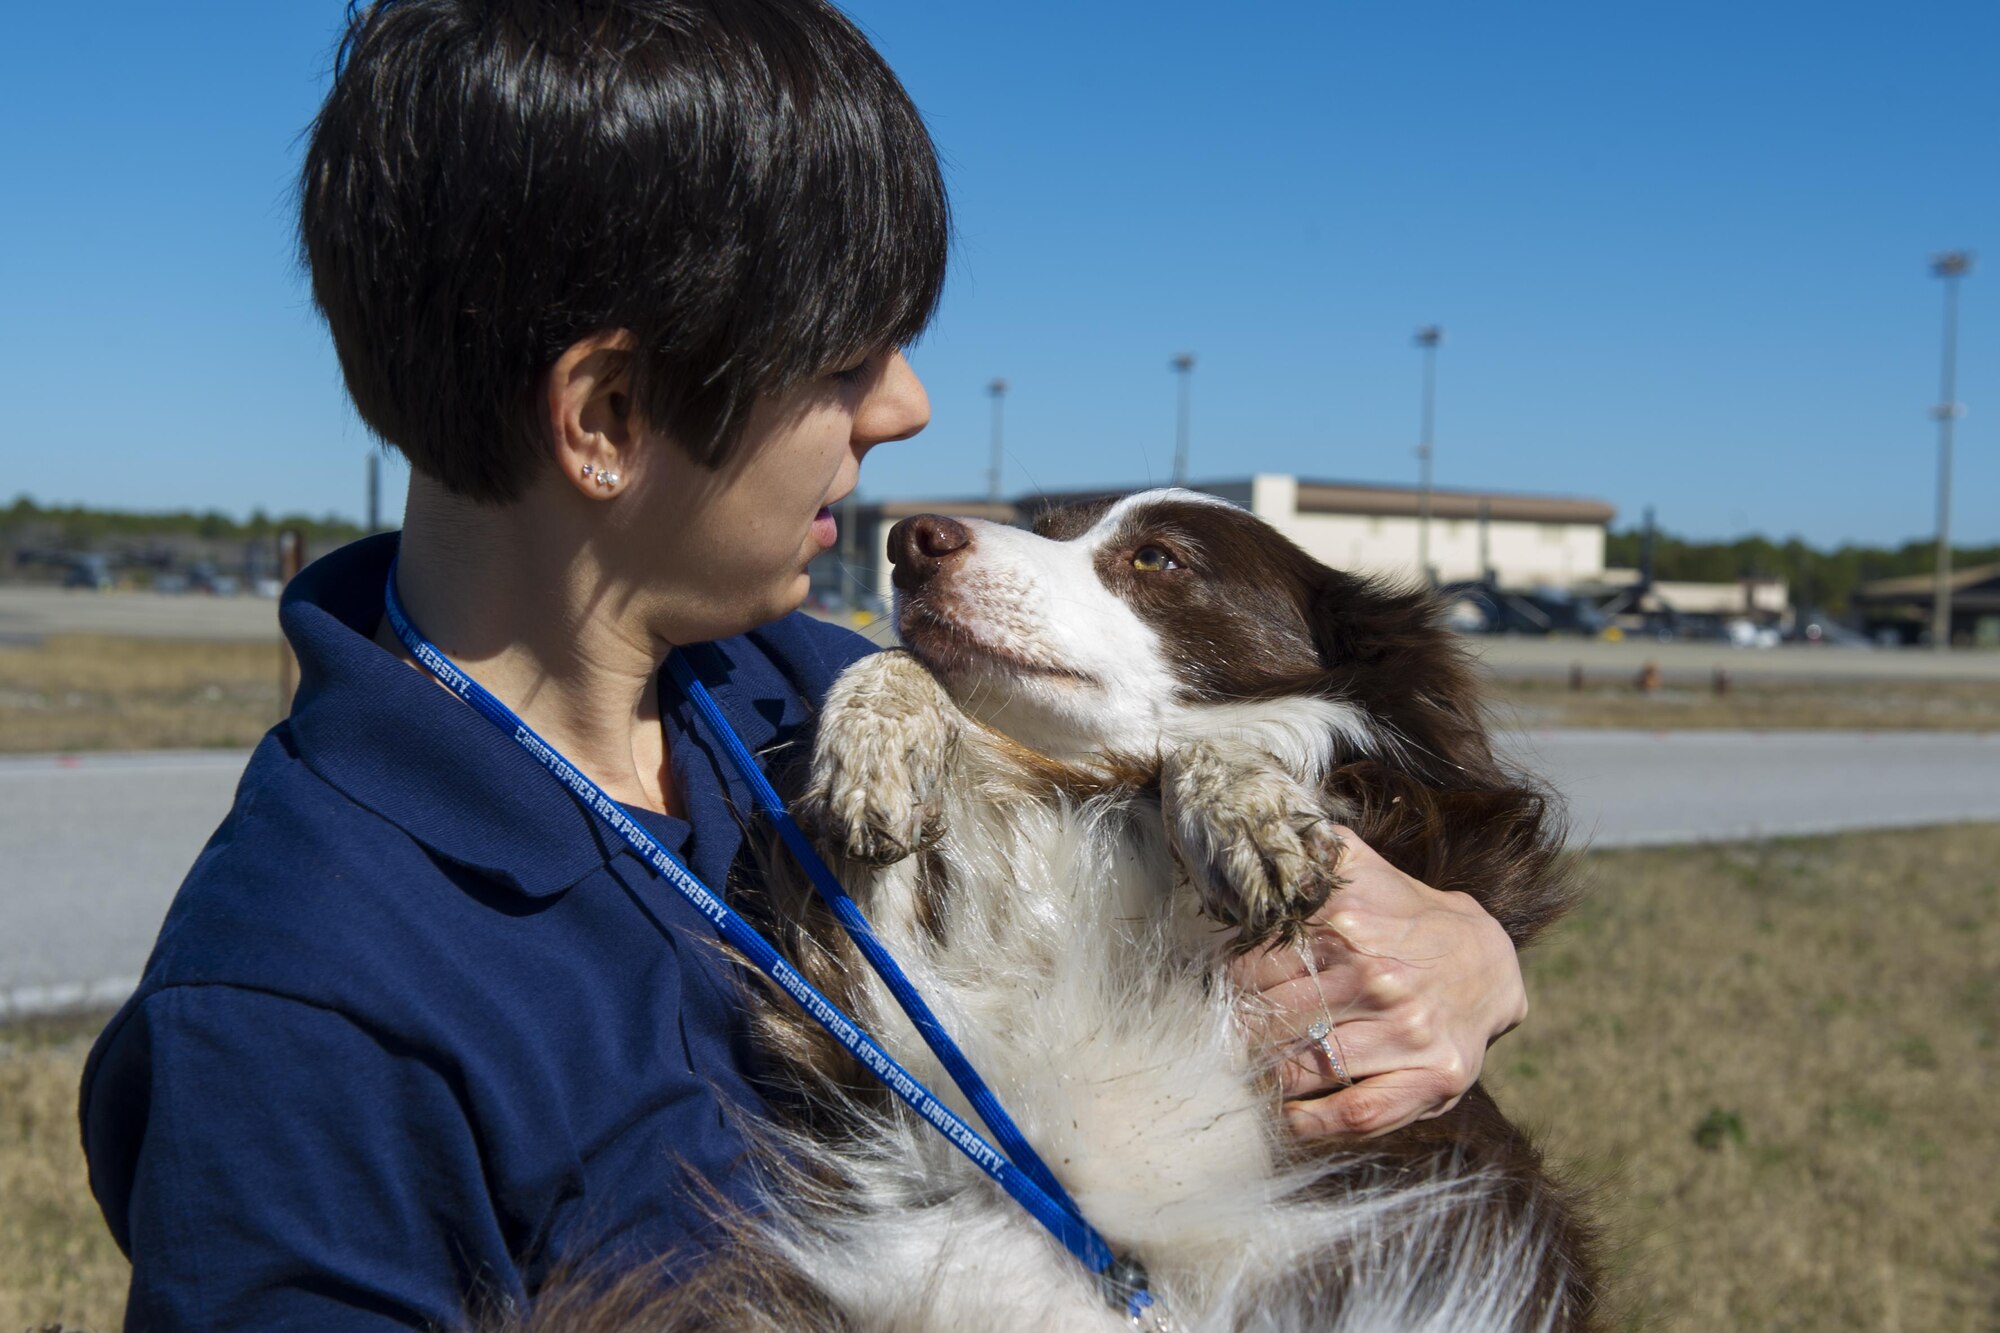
left=888, top=514, right=971, bottom=591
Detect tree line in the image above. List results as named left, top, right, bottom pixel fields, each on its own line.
left=4, top=495, right=365, bottom=548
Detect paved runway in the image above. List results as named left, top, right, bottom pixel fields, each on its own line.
left=4, top=731, right=1998, bottom=1015
left=0, top=586, right=281, bottom=643
left=0, top=750, right=251, bottom=1014
left=1497, top=728, right=2000, bottom=848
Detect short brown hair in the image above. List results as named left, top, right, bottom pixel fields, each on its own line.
left=301, top=0, right=950, bottom=502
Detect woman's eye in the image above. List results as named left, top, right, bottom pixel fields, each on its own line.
left=1131, top=545, right=1179, bottom=572
left=831, top=357, right=872, bottom=386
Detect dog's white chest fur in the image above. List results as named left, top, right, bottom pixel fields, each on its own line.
left=756, top=651, right=1558, bottom=1332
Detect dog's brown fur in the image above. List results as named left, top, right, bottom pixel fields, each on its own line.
left=1030, top=497, right=1598, bottom=1324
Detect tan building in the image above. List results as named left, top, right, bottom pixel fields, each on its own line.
left=1852, top=563, right=2000, bottom=647
left=816, top=474, right=1616, bottom=610
left=1582, top=570, right=1791, bottom=620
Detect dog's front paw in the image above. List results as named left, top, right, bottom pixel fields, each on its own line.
left=803, top=651, right=958, bottom=865
left=1162, top=742, right=1345, bottom=943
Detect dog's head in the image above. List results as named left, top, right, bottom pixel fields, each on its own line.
left=887, top=488, right=1492, bottom=776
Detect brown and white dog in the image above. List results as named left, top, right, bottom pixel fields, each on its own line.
left=538, top=490, right=1595, bottom=1332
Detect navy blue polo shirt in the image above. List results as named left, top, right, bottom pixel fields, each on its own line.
left=80, top=533, right=875, bottom=1331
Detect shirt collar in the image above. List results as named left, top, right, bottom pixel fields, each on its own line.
left=281, top=534, right=788, bottom=901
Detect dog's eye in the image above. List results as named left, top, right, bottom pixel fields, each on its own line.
left=1131, top=545, right=1179, bottom=572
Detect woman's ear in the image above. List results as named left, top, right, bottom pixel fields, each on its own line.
left=544, top=330, right=638, bottom=499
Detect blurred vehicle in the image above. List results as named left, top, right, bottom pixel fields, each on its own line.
left=1623, top=610, right=1734, bottom=643
left=1440, top=582, right=1609, bottom=637
left=184, top=561, right=242, bottom=595
left=1786, top=613, right=1875, bottom=648
left=1725, top=618, right=1782, bottom=649
left=62, top=554, right=114, bottom=590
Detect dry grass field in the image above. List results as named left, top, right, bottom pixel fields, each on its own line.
left=1490, top=823, right=2000, bottom=1330
left=0, top=1011, right=129, bottom=1332
left=0, top=634, right=283, bottom=753
left=1492, top=672, right=2000, bottom=733
left=5, top=824, right=1995, bottom=1330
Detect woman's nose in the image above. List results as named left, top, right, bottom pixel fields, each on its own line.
left=852, top=350, right=930, bottom=453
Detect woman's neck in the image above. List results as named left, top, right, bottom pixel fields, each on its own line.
left=376, top=476, right=681, bottom=816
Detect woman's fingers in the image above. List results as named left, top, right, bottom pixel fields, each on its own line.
left=1267, top=1007, right=1474, bottom=1100
left=1271, top=1020, right=1364, bottom=1100
left=1232, top=921, right=1350, bottom=993
left=1237, top=943, right=1433, bottom=1046
left=1283, top=1066, right=1469, bottom=1140
left=1224, top=824, right=1526, bottom=1136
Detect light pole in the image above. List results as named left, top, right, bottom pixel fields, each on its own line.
left=366, top=453, right=381, bottom=532
left=1929, top=252, right=1973, bottom=650
left=1413, top=326, right=1443, bottom=586
left=1170, top=353, right=1195, bottom=486
left=987, top=378, right=1008, bottom=504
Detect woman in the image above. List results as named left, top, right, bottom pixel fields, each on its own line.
left=82, top=2, right=1527, bottom=1327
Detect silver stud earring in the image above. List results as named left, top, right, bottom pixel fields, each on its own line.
left=580, top=464, right=595, bottom=479
left=598, top=470, right=621, bottom=489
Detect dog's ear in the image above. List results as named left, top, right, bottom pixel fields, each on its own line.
left=1306, top=568, right=1508, bottom=787
left=1305, top=568, right=1441, bottom=672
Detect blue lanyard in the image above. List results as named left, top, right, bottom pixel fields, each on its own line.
left=659, top=651, right=1091, bottom=1218
left=381, top=563, right=1160, bottom=1325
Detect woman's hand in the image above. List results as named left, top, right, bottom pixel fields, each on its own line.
left=1230, top=827, right=1526, bottom=1139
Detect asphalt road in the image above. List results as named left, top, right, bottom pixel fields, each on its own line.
left=1497, top=728, right=2000, bottom=848
left=0, top=586, right=281, bottom=643
left=4, top=731, right=1998, bottom=1016
left=0, top=750, right=250, bottom=1014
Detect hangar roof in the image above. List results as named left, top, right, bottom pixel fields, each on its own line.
left=846, top=476, right=1616, bottom=527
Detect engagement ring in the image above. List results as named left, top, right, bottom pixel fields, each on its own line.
left=1306, top=1019, right=1350, bottom=1087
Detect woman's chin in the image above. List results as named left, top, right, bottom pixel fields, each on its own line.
left=757, top=570, right=814, bottom=628
left=662, top=574, right=811, bottom=648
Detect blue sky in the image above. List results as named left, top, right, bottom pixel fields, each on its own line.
left=1, top=0, right=1992, bottom=545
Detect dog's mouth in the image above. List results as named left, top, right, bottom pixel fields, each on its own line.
left=898, top=603, right=1097, bottom=688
